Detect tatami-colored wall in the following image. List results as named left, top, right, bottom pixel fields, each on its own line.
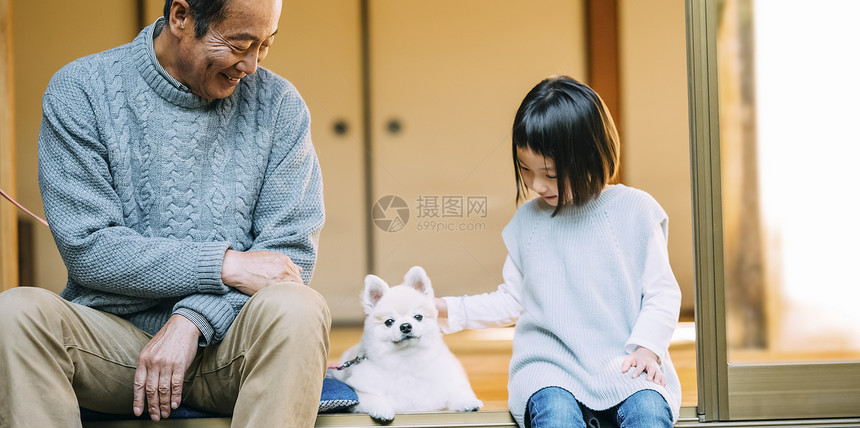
left=619, top=0, right=694, bottom=312
left=6, top=1, right=694, bottom=315
left=11, top=2, right=139, bottom=292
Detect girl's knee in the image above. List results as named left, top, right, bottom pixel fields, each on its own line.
left=628, top=389, right=669, bottom=411
left=526, top=387, right=585, bottom=428
left=530, top=386, right=575, bottom=407
left=617, top=390, right=672, bottom=427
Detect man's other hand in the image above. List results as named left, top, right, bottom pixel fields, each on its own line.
left=133, top=314, right=201, bottom=421
left=221, top=249, right=303, bottom=295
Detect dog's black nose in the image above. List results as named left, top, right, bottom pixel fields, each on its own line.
left=400, top=323, right=412, bottom=334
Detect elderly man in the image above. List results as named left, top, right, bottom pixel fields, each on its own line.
left=0, top=0, right=329, bottom=426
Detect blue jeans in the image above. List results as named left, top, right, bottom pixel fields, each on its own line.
left=524, top=387, right=672, bottom=428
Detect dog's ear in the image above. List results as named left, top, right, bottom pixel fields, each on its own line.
left=361, top=275, right=389, bottom=314
left=404, top=266, right=434, bottom=297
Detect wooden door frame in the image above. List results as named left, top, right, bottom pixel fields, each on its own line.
left=586, top=0, right=620, bottom=131
left=585, top=0, right=621, bottom=182
left=686, top=0, right=860, bottom=421
left=1, top=0, right=18, bottom=291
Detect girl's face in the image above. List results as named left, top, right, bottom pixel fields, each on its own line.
left=516, top=147, right=560, bottom=206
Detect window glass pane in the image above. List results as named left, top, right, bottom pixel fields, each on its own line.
left=718, top=0, right=860, bottom=364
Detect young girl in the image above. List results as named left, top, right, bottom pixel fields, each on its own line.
left=437, top=76, right=681, bottom=427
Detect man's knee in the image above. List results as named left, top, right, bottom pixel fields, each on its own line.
left=248, top=282, right=331, bottom=331
left=0, top=287, right=67, bottom=354
left=0, top=287, right=60, bottom=327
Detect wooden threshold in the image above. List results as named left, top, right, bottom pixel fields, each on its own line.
left=82, top=408, right=860, bottom=428
left=80, top=410, right=519, bottom=428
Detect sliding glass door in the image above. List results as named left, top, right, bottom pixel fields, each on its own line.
left=687, top=0, right=860, bottom=421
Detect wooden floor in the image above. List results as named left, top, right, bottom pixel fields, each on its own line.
left=329, top=323, right=699, bottom=411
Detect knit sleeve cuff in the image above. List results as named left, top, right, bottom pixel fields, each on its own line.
left=196, top=242, right=231, bottom=295
left=173, top=294, right=237, bottom=346
left=173, top=308, right=215, bottom=347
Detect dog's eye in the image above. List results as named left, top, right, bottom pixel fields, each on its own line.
left=384, top=319, right=394, bottom=327
left=414, top=314, right=423, bottom=322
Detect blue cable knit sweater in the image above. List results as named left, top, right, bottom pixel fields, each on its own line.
left=37, top=19, right=325, bottom=346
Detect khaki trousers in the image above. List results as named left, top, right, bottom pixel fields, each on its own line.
left=0, top=283, right=331, bottom=428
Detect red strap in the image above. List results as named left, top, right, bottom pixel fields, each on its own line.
left=0, top=187, right=49, bottom=227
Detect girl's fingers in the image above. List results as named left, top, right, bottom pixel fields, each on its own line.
left=621, top=356, right=633, bottom=373
left=631, top=363, right=645, bottom=379
left=623, top=350, right=667, bottom=385
left=657, top=371, right=667, bottom=386
left=645, top=364, right=666, bottom=386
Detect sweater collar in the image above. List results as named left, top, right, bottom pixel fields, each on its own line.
left=540, top=184, right=626, bottom=218
left=133, top=18, right=214, bottom=109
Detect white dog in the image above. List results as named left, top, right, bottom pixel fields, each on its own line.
left=330, top=266, right=483, bottom=422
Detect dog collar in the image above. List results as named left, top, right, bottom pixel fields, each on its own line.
left=329, top=355, right=366, bottom=371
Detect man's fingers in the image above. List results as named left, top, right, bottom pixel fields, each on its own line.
left=146, top=368, right=161, bottom=421
left=171, top=370, right=185, bottom=410
left=158, top=368, right=173, bottom=419
left=132, top=366, right=147, bottom=417
left=289, top=261, right=303, bottom=281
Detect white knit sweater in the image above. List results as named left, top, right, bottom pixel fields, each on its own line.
left=441, top=185, right=681, bottom=425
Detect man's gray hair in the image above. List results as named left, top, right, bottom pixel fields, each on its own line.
left=163, top=0, right=230, bottom=38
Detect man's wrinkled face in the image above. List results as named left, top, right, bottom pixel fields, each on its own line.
left=175, top=0, right=281, bottom=100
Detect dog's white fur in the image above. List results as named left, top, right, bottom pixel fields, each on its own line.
left=331, top=266, right=482, bottom=422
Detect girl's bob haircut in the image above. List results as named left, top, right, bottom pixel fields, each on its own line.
left=512, top=75, right=620, bottom=215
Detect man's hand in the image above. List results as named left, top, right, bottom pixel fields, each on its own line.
left=621, top=346, right=666, bottom=386
left=133, top=314, right=201, bottom=421
left=221, top=249, right=303, bottom=295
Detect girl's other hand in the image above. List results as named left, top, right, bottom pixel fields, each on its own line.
left=435, top=297, right=448, bottom=318
left=621, top=346, right=666, bottom=386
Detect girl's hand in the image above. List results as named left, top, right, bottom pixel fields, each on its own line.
left=621, top=346, right=666, bottom=386
left=435, top=297, right=448, bottom=318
